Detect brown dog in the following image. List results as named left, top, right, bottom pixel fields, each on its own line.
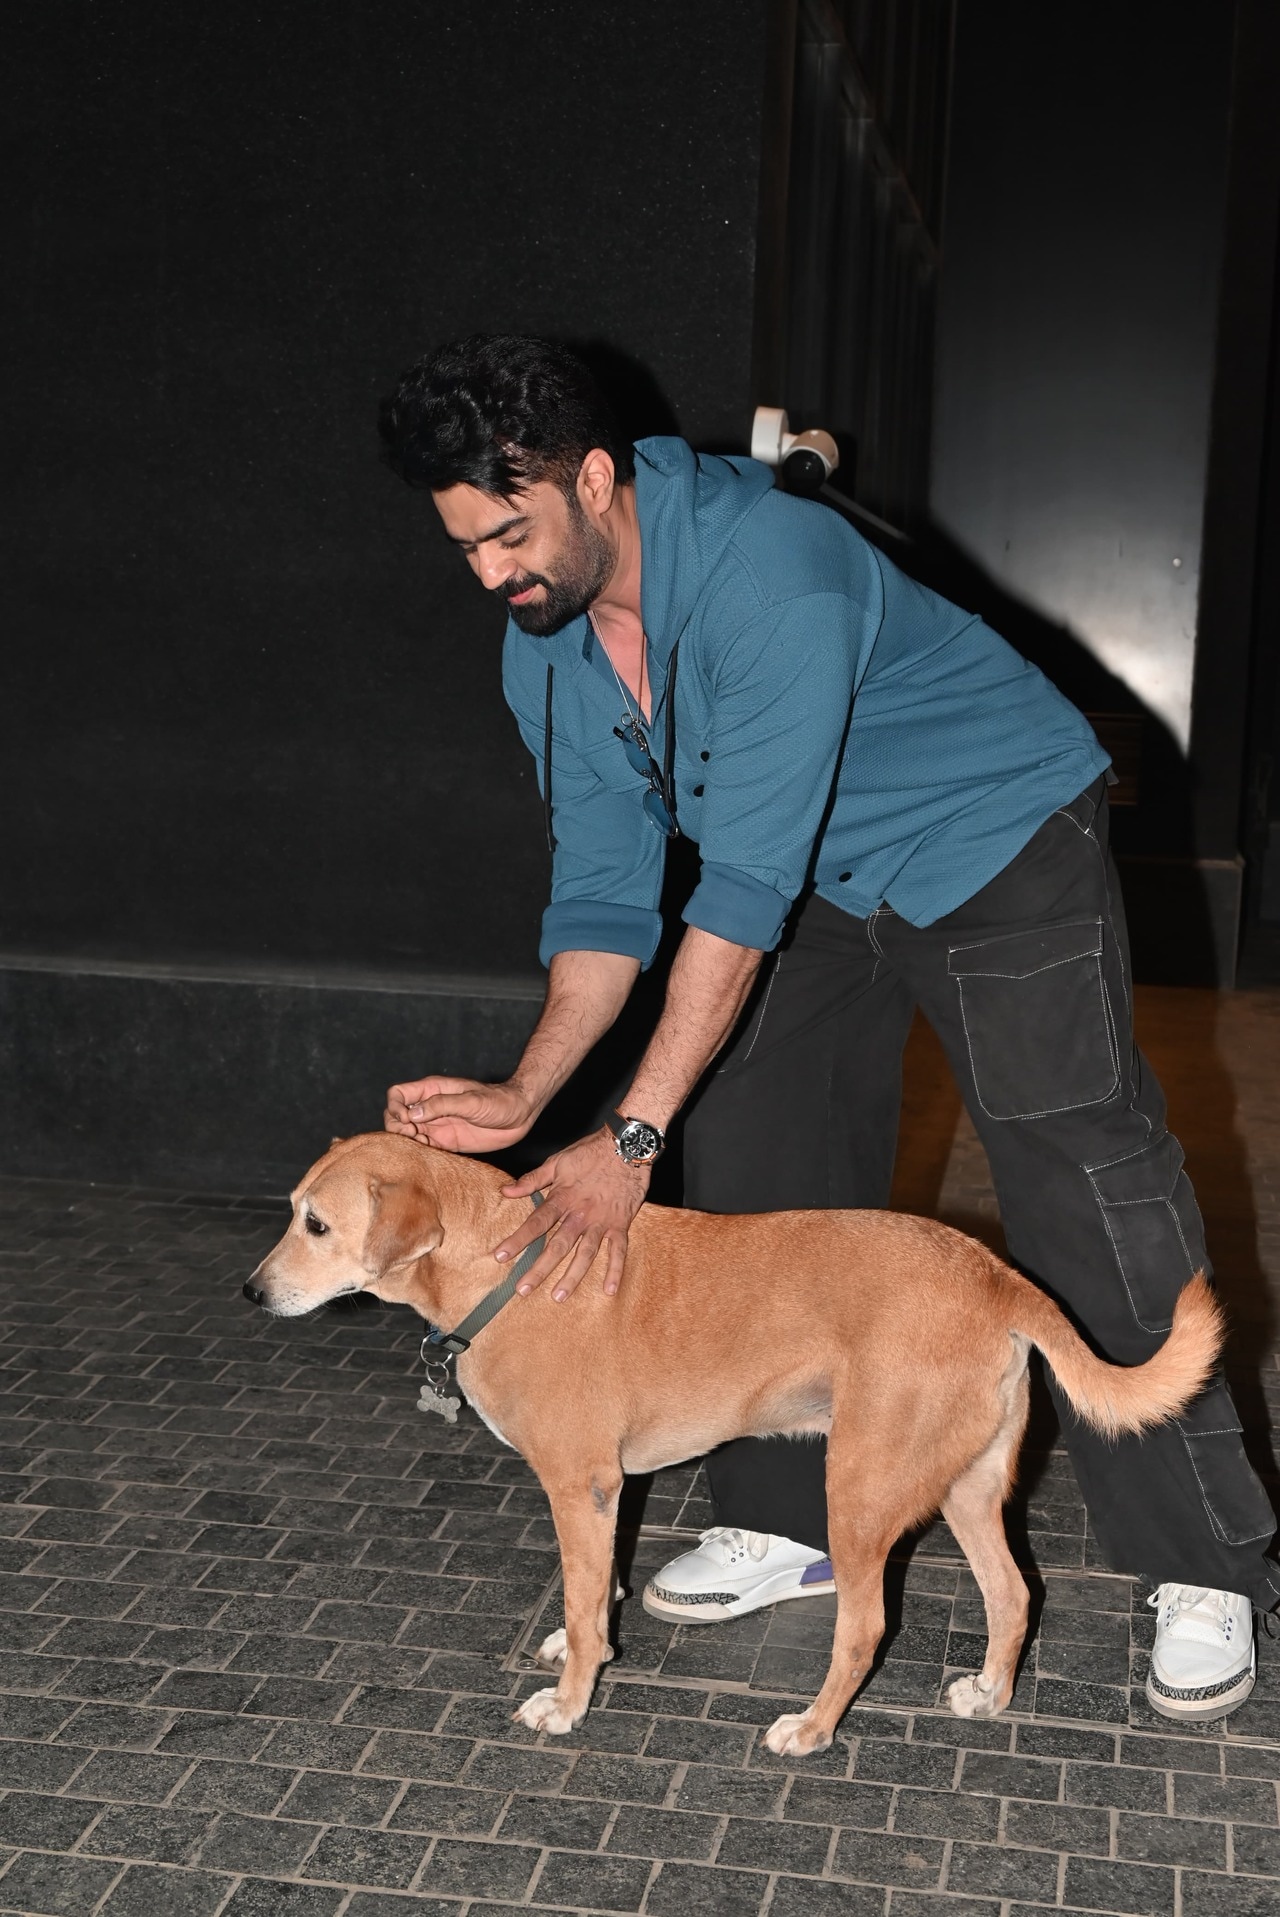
left=244, top=1132, right=1221, bottom=1756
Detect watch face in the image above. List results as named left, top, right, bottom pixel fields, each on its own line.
left=617, top=1119, right=663, bottom=1163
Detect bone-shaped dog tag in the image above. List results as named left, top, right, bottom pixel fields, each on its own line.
left=417, top=1382, right=461, bottom=1422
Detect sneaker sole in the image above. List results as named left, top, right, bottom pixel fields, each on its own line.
left=641, top=1575, right=836, bottom=1625
left=1145, top=1661, right=1256, bottom=1721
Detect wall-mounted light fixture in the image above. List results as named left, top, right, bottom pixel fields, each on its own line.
left=750, top=406, right=839, bottom=497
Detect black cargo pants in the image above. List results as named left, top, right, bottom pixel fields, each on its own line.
left=683, top=779, right=1280, bottom=1608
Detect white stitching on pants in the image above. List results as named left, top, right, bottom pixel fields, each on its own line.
left=952, top=955, right=1120, bottom=1119
left=717, top=953, right=780, bottom=1073
left=1181, top=1433, right=1276, bottom=1545
left=1089, top=1182, right=1173, bottom=1333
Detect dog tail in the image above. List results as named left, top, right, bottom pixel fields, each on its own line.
left=1007, top=1269, right=1223, bottom=1440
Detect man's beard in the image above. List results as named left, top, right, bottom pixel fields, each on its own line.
left=500, top=505, right=616, bottom=635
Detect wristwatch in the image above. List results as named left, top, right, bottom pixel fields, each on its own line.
left=606, top=1110, right=667, bottom=1166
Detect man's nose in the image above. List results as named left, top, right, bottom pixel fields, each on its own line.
left=243, top=1278, right=264, bottom=1306
left=475, top=544, right=518, bottom=591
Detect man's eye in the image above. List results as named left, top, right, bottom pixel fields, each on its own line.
left=305, top=1214, right=329, bottom=1237
left=501, top=534, right=528, bottom=549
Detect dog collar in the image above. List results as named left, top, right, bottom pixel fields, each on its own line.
left=422, top=1191, right=547, bottom=1360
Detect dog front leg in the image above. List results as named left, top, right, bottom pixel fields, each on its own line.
left=515, top=1470, right=622, bottom=1736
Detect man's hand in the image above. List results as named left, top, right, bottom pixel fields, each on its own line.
left=384, top=1076, right=536, bottom=1153
left=495, top=1128, right=649, bottom=1302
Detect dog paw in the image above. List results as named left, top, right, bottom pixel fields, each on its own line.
left=533, top=1627, right=568, bottom=1670
left=763, top=1711, right=832, bottom=1757
left=948, top=1672, right=1003, bottom=1719
left=514, top=1686, right=581, bottom=1735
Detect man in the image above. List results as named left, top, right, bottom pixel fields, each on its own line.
left=379, top=333, right=1277, bottom=1720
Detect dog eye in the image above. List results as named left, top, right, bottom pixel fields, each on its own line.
left=305, top=1214, right=329, bottom=1236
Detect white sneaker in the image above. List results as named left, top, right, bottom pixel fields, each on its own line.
left=641, top=1528, right=835, bottom=1623
left=1145, top=1584, right=1256, bottom=1719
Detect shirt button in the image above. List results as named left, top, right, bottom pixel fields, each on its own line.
left=700, top=750, right=710, bottom=762
left=693, top=784, right=704, bottom=797
left=838, top=872, right=852, bottom=882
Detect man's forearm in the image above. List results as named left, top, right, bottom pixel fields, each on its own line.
left=622, top=926, right=763, bottom=1129
left=508, top=949, right=641, bottom=1114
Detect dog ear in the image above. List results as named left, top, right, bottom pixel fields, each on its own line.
left=363, top=1178, right=444, bottom=1274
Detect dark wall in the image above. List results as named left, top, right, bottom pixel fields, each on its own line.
left=931, top=0, right=1236, bottom=857
left=4, top=0, right=769, bottom=982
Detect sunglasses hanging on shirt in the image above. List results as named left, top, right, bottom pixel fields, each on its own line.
left=542, top=639, right=681, bottom=854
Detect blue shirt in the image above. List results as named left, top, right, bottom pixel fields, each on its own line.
left=502, top=438, right=1109, bottom=968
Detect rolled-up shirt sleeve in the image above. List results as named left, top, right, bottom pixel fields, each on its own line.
left=504, top=641, right=666, bottom=969
left=681, top=593, right=867, bottom=948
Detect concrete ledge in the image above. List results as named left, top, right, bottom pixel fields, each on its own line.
left=0, top=953, right=544, bottom=1193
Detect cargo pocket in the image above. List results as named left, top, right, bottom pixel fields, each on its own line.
left=1087, top=1132, right=1203, bottom=1334
left=1178, top=1380, right=1277, bottom=1547
left=948, top=919, right=1119, bottom=1121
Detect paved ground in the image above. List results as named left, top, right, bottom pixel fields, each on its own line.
left=0, top=986, right=1277, bottom=1916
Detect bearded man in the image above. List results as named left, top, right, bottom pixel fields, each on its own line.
left=377, top=333, right=1276, bottom=1720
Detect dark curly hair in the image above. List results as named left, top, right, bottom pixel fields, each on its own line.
left=378, top=334, right=636, bottom=498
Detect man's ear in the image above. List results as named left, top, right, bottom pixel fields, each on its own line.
left=576, top=446, right=617, bottom=519
left=363, top=1179, right=444, bottom=1274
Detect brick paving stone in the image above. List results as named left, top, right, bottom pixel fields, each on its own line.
left=196, top=1809, right=322, bottom=1874
left=0, top=1790, right=103, bottom=1850
left=643, top=1716, right=754, bottom=1765
left=893, top=1785, right=1000, bottom=1840
left=359, top=1730, right=472, bottom=1780
left=0, top=1850, right=123, bottom=1914
left=771, top=1883, right=883, bottom=1917
left=1232, top=1822, right=1280, bottom=1873
left=607, top=1803, right=721, bottom=1860
left=1004, top=1797, right=1111, bottom=1854
left=1066, top=1757, right=1170, bottom=1812
left=343, top=1897, right=458, bottom=1917
left=832, top=1829, right=946, bottom=1890
left=719, top=1816, right=833, bottom=1873
left=1063, top=1854, right=1177, bottom=1916
left=99, top=1862, right=235, bottom=1915
left=889, top=1897, right=1000, bottom=1917
left=1173, top=1771, right=1280, bottom=1823
left=535, top=1849, right=654, bottom=1910
left=416, top=1835, right=539, bottom=1898
left=219, top=1886, right=346, bottom=1916
left=84, top=1803, right=214, bottom=1864
left=784, top=1777, right=894, bottom=1828
left=561, top=1705, right=652, bottom=1754
left=564, top=1751, right=676, bottom=1804
left=948, top=1841, right=1062, bottom=1903
left=390, top=1780, right=505, bottom=1835
left=645, top=1860, right=767, bottom=1916
left=256, top=1722, right=373, bottom=1771
left=172, top=1757, right=294, bottom=1814
left=278, top=1768, right=400, bottom=1825
left=675, top=1764, right=789, bottom=1817
left=1179, top=1878, right=1280, bottom=1917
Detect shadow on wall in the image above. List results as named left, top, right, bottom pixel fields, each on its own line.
left=909, top=523, right=1223, bottom=986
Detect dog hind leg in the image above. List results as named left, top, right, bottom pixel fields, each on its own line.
left=516, top=1470, right=622, bottom=1735
left=764, top=1540, right=892, bottom=1757
left=944, top=1362, right=1031, bottom=1719
left=764, top=1427, right=899, bottom=1758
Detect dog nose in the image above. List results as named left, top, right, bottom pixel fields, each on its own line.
left=243, top=1279, right=264, bottom=1306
